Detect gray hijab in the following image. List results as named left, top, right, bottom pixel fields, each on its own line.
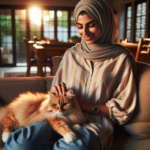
left=73, top=0, right=133, bottom=59
left=73, top=0, right=137, bottom=80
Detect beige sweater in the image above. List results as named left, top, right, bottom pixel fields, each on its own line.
left=51, top=48, right=137, bottom=150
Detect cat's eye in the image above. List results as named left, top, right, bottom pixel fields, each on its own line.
left=53, top=103, right=57, bottom=106
left=63, top=103, right=67, bottom=106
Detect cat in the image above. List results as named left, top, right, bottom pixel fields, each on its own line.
left=0, top=90, right=87, bottom=144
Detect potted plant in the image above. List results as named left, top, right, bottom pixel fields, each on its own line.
left=69, top=35, right=81, bottom=44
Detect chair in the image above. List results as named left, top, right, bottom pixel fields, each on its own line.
left=33, top=36, right=40, bottom=43
left=52, top=56, right=62, bottom=75
left=118, top=38, right=128, bottom=43
left=23, top=37, right=53, bottom=76
left=43, top=37, right=50, bottom=41
left=2, top=56, right=8, bottom=64
left=50, top=36, right=59, bottom=44
left=135, top=38, right=150, bottom=63
left=33, top=36, right=50, bottom=42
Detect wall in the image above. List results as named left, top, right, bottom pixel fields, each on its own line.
left=0, top=0, right=113, bottom=8
left=0, top=0, right=116, bottom=37
left=0, top=0, right=80, bottom=7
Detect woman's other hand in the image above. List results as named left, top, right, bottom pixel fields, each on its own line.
left=52, top=82, right=67, bottom=95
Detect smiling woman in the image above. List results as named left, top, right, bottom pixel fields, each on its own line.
left=3, top=0, right=138, bottom=150
left=51, top=0, right=137, bottom=150
left=76, top=11, right=101, bottom=45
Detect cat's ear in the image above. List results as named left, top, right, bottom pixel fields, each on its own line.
left=66, top=89, right=75, bottom=96
left=48, top=91, right=55, bottom=98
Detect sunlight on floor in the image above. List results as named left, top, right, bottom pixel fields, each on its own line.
left=0, top=66, right=50, bottom=78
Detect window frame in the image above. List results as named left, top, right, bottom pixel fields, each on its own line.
left=134, top=0, right=147, bottom=43
left=125, top=3, right=132, bottom=42
left=124, top=0, right=150, bottom=43
left=0, top=5, right=75, bottom=67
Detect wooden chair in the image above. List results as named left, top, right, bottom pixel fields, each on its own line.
left=118, top=38, right=128, bottom=43
left=43, top=37, right=50, bottom=41
left=23, top=37, right=53, bottom=76
left=50, top=36, right=59, bottom=44
left=33, top=36, right=40, bottom=43
left=52, top=56, right=62, bottom=75
left=135, top=38, right=150, bottom=63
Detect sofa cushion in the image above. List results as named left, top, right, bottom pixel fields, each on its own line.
left=123, top=64, right=150, bottom=140
left=0, top=124, right=3, bottom=148
left=132, top=67, right=150, bottom=122
left=0, top=77, right=47, bottom=105
left=110, top=134, right=150, bottom=150
left=124, top=122, right=150, bottom=139
left=44, top=76, right=54, bottom=91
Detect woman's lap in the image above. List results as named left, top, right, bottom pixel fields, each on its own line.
left=53, top=127, right=101, bottom=150
left=5, top=121, right=101, bottom=150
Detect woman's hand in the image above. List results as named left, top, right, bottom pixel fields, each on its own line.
left=52, top=82, right=67, bottom=95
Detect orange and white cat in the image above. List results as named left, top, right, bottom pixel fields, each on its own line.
left=0, top=90, right=87, bottom=144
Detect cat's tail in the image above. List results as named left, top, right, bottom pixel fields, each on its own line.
left=0, top=107, right=9, bottom=122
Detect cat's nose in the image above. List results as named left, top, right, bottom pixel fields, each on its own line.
left=57, top=108, right=61, bottom=112
left=57, top=108, right=61, bottom=113
left=57, top=110, right=63, bottom=115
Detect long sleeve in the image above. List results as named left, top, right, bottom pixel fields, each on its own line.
left=105, top=56, right=137, bottom=125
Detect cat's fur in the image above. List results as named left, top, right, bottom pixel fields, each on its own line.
left=0, top=90, right=87, bottom=143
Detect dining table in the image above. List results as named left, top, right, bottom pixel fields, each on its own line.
left=30, top=41, right=74, bottom=76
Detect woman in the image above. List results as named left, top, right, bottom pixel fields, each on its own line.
left=5, top=0, right=136, bottom=150
left=51, top=0, right=137, bottom=149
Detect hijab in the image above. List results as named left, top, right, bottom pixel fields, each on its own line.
left=73, top=0, right=137, bottom=80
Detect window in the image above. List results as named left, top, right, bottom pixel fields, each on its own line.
left=15, top=9, right=26, bottom=65
left=43, top=10, right=55, bottom=39
left=125, top=5, right=132, bottom=42
left=29, top=8, right=41, bottom=40
left=123, top=0, right=149, bottom=43
left=57, top=11, right=68, bottom=42
left=0, top=6, right=75, bottom=66
left=135, top=2, right=147, bottom=42
left=0, top=9, right=13, bottom=65
left=70, top=11, right=79, bottom=38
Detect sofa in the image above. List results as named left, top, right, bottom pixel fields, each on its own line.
left=0, top=61, right=150, bottom=150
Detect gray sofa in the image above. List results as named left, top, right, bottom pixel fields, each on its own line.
left=0, top=62, right=150, bottom=150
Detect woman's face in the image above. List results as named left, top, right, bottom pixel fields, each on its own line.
left=76, top=13, right=101, bottom=45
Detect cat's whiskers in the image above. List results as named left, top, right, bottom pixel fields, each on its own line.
left=57, top=112, right=63, bottom=116
left=48, top=109, right=63, bottom=118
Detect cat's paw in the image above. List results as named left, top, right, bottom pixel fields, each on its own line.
left=2, top=132, right=11, bottom=143
left=64, top=132, right=77, bottom=143
left=72, top=124, right=82, bottom=131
